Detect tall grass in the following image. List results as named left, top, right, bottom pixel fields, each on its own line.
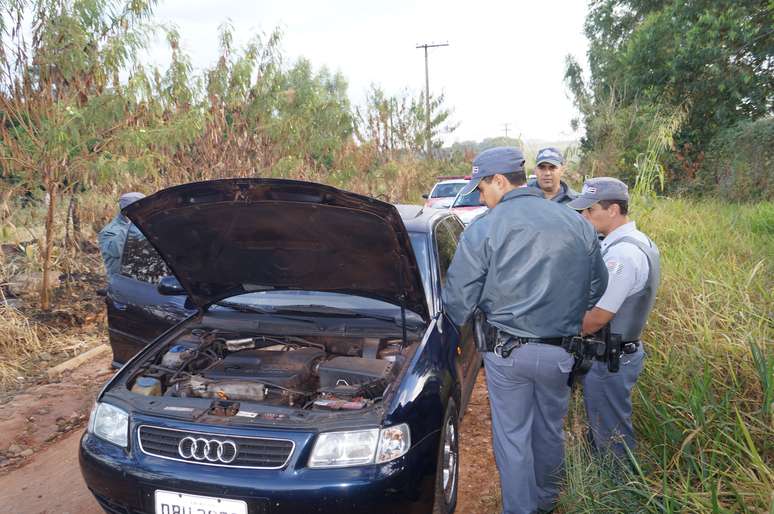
left=0, top=302, right=48, bottom=389
left=562, top=198, right=773, bottom=513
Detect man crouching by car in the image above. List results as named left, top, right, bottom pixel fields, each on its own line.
left=442, top=147, right=607, bottom=514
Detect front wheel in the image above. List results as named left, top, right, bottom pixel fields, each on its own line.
left=432, top=398, right=459, bottom=514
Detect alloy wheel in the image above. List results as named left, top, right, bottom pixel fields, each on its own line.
left=442, top=415, right=458, bottom=504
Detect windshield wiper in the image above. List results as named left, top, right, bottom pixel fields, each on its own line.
left=268, top=304, right=424, bottom=329
left=215, top=301, right=317, bottom=324
left=216, top=301, right=274, bottom=314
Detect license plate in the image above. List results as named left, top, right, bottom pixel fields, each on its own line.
left=155, top=490, right=248, bottom=514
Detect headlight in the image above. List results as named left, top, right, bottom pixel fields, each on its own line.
left=88, top=402, right=129, bottom=448
left=375, top=423, right=411, bottom=463
left=309, top=423, right=410, bottom=468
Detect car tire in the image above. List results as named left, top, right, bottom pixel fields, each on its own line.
left=432, top=397, right=459, bottom=514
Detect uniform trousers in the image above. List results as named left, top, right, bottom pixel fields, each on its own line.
left=484, top=343, right=574, bottom=514
left=581, top=344, right=645, bottom=457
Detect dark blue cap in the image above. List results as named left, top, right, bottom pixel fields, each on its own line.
left=567, top=177, right=629, bottom=210
left=536, top=147, right=564, bottom=166
left=119, top=192, right=145, bottom=209
left=459, top=147, right=526, bottom=195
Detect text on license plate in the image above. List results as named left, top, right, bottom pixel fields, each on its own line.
left=155, top=490, right=248, bottom=514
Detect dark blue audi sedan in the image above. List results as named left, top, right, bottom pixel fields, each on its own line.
left=80, top=178, right=483, bottom=514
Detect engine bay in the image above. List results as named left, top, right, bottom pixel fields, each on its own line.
left=127, top=328, right=411, bottom=413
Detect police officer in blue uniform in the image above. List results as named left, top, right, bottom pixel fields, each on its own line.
left=98, top=192, right=145, bottom=276
left=527, top=147, right=577, bottom=204
left=442, top=147, right=608, bottom=514
left=568, top=178, right=661, bottom=457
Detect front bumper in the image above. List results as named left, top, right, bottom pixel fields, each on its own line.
left=80, top=418, right=438, bottom=514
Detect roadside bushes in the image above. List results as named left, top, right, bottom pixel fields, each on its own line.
left=696, top=118, right=774, bottom=202
left=562, top=197, right=774, bottom=513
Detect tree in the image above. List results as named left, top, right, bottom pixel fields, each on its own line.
left=0, top=1, right=464, bottom=313
left=568, top=0, right=773, bottom=186
left=267, top=59, right=353, bottom=170
left=354, top=85, right=457, bottom=158
left=0, top=0, right=158, bottom=309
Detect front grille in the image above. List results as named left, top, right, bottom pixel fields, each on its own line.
left=138, top=425, right=294, bottom=469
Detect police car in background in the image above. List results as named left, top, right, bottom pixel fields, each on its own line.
left=422, top=177, right=469, bottom=209
left=449, top=188, right=487, bottom=226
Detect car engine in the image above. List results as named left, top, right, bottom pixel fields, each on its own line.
left=127, top=328, right=407, bottom=411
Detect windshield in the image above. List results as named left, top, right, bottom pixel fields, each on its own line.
left=218, top=290, right=401, bottom=312
left=453, top=189, right=484, bottom=207
left=431, top=182, right=465, bottom=198
left=217, top=232, right=433, bottom=317
left=409, top=232, right=432, bottom=309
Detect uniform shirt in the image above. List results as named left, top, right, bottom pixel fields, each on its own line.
left=526, top=179, right=578, bottom=204
left=442, top=187, right=608, bottom=338
left=595, top=221, right=650, bottom=314
left=98, top=215, right=132, bottom=276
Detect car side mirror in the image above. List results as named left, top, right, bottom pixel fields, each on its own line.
left=158, top=276, right=186, bottom=295
left=422, top=193, right=429, bottom=199
left=96, top=288, right=107, bottom=297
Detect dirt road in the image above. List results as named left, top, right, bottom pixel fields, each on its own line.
left=0, top=352, right=501, bottom=514
left=0, top=429, right=101, bottom=514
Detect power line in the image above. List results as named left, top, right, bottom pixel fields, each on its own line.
left=416, top=42, right=449, bottom=158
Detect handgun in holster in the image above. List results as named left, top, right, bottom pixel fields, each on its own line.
left=473, top=308, right=498, bottom=353
left=606, top=332, right=622, bottom=373
left=566, top=334, right=600, bottom=386
left=566, top=324, right=623, bottom=386
left=588, top=323, right=624, bottom=372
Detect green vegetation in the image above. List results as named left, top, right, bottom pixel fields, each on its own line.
left=1, top=2, right=771, bottom=509
left=562, top=12, right=773, bottom=504
left=0, top=0, right=457, bottom=308
left=565, top=0, right=773, bottom=195
left=698, top=118, right=774, bottom=201
left=563, top=197, right=773, bottom=513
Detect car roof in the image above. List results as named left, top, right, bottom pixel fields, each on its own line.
left=433, top=179, right=468, bottom=185
left=395, top=204, right=453, bottom=233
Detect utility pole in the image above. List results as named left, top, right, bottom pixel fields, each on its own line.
left=416, top=41, right=449, bottom=158
left=503, top=123, right=511, bottom=138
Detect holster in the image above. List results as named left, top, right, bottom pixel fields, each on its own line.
left=565, top=324, right=624, bottom=386
left=606, top=333, right=622, bottom=373
left=565, top=336, right=600, bottom=386
left=473, top=308, right=498, bottom=353
left=592, top=324, right=622, bottom=372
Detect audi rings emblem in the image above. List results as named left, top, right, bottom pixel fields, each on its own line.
left=178, top=436, right=238, bottom=464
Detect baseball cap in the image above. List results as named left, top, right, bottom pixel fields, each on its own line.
left=119, top=192, right=145, bottom=210
left=535, top=147, right=564, bottom=167
left=567, top=177, right=629, bottom=210
left=459, top=147, right=526, bottom=196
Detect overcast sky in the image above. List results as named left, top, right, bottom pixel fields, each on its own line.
left=148, top=0, right=590, bottom=145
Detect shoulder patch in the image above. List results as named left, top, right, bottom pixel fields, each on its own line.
left=605, top=259, right=624, bottom=275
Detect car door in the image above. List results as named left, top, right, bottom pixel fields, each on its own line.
left=105, top=228, right=194, bottom=366
left=434, top=216, right=480, bottom=412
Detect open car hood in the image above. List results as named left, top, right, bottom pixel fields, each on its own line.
left=123, top=179, right=429, bottom=322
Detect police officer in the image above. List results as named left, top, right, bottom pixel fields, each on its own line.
left=568, top=178, right=660, bottom=457
left=443, top=147, right=608, bottom=514
left=527, top=147, right=577, bottom=204
left=97, top=192, right=145, bottom=276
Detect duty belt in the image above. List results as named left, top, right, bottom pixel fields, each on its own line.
left=622, top=340, right=640, bottom=354
left=493, top=336, right=572, bottom=358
